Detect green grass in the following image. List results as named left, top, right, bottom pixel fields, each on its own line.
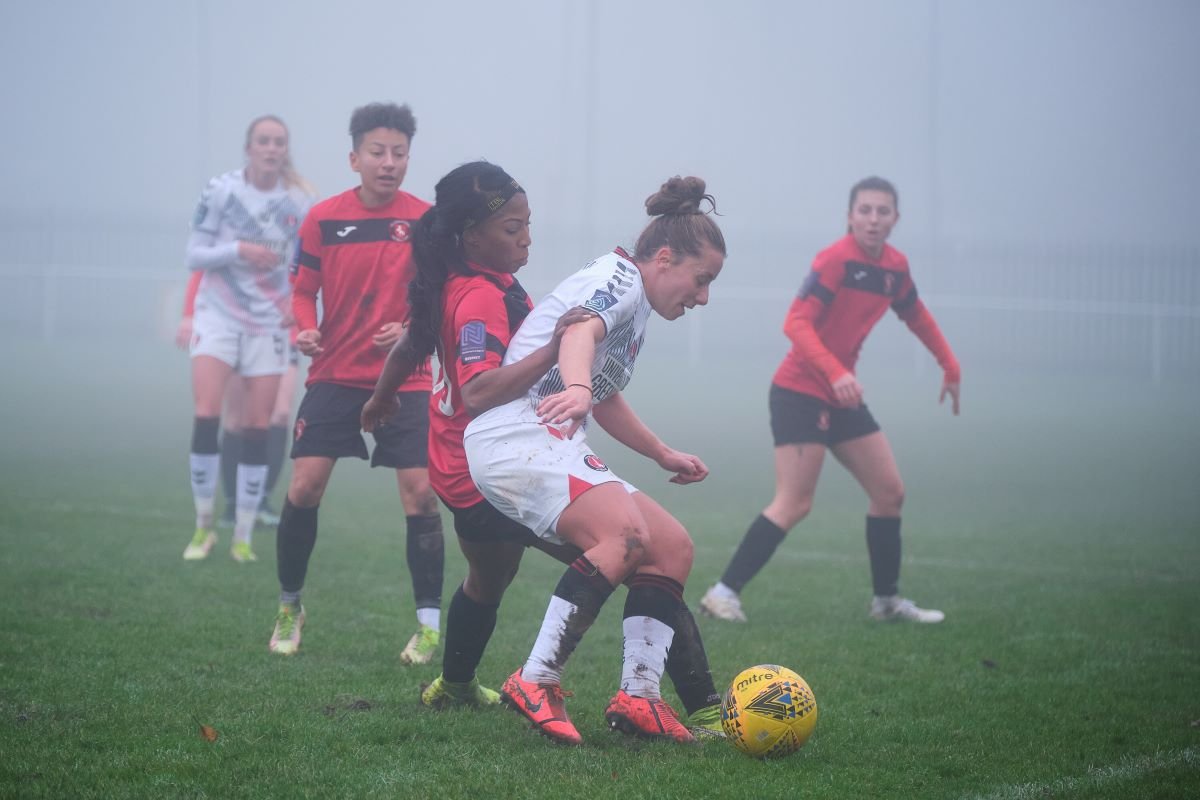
left=1, top=340, right=1198, bottom=799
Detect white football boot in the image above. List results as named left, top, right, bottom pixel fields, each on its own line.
left=869, top=595, right=945, bottom=623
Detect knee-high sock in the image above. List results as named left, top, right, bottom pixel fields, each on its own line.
left=866, top=515, right=902, bottom=597
left=189, top=416, right=221, bottom=529
left=441, top=584, right=499, bottom=683
left=406, top=513, right=444, bottom=628
left=665, top=602, right=721, bottom=715
left=620, top=574, right=683, bottom=700
left=264, top=424, right=288, bottom=499
left=233, top=427, right=268, bottom=544
left=276, top=498, right=318, bottom=599
left=219, top=429, right=241, bottom=516
left=719, top=514, right=787, bottom=593
left=522, top=556, right=615, bottom=685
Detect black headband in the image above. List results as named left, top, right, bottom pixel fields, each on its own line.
left=462, top=178, right=524, bottom=230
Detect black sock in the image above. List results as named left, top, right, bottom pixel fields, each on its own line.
left=406, top=514, right=444, bottom=612
left=625, top=575, right=723, bottom=714
left=548, top=556, right=615, bottom=665
left=219, top=429, right=241, bottom=515
left=264, top=424, right=288, bottom=499
left=277, top=497, right=318, bottom=593
left=866, top=515, right=902, bottom=597
left=442, top=584, right=499, bottom=684
left=624, top=573, right=683, bottom=622
left=720, top=514, right=788, bottom=593
left=665, top=603, right=721, bottom=715
left=192, top=416, right=220, bottom=455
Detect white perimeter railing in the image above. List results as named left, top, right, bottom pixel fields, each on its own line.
left=2, top=265, right=1198, bottom=385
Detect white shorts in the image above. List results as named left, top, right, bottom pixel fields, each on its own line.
left=463, top=419, right=636, bottom=544
left=190, top=317, right=289, bottom=378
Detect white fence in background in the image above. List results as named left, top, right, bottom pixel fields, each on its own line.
left=2, top=232, right=1198, bottom=384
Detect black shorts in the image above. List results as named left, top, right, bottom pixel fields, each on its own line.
left=768, top=383, right=881, bottom=447
left=445, top=499, right=583, bottom=564
left=291, top=382, right=429, bottom=468
left=445, top=498, right=534, bottom=544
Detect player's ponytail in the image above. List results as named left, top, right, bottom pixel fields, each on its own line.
left=407, top=161, right=526, bottom=362
left=634, top=176, right=726, bottom=261
left=407, top=206, right=456, bottom=360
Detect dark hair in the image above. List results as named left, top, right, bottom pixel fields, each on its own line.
left=633, top=176, right=726, bottom=261
left=405, top=161, right=526, bottom=361
left=848, top=176, right=898, bottom=212
left=349, top=102, right=416, bottom=149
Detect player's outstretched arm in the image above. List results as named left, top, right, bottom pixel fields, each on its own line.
left=591, top=393, right=708, bottom=485
left=897, top=300, right=961, bottom=415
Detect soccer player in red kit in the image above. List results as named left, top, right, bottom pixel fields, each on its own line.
left=701, top=176, right=961, bottom=625
left=361, top=162, right=726, bottom=740
left=268, top=103, right=443, bottom=662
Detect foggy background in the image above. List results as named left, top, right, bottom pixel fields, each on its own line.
left=0, top=0, right=1197, bottom=381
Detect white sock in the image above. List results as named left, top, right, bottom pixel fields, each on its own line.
left=416, top=607, right=440, bottom=631
left=619, top=615, right=675, bottom=699
left=189, top=453, right=219, bottom=529
left=523, top=595, right=579, bottom=685
left=234, top=463, right=267, bottom=544
left=711, top=582, right=738, bottom=600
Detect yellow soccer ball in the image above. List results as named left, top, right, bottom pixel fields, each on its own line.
left=721, top=664, right=818, bottom=758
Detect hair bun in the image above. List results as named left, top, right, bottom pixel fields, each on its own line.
left=645, top=176, right=716, bottom=217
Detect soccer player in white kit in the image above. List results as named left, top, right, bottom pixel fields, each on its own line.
left=183, top=115, right=314, bottom=563
left=464, top=176, right=726, bottom=745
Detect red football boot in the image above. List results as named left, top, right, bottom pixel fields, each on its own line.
left=605, top=690, right=696, bottom=743
left=500, top=669, right=582, bottom=745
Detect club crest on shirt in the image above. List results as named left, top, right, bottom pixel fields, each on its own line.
left=583, top=454, right=609, bottom=472
left=390, top=220, right=411, bottom=242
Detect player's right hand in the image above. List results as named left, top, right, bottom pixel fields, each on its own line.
left=238, top=241, right=282, bottom=270
left=174, top=317, right=193, bottom=350
left=361, top=393, right=400, bottom=432
left=536, top=384, right=593, bottom=439
left=831, top=373, right=864, bottom=408
left=295, top=328, right=323, bottom=356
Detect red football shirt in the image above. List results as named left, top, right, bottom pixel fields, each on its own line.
left=428, top=263, right=532, bottom=508
left=291, top=187, right=432, bottom=391
left=773, top=234, right=920, bottom=404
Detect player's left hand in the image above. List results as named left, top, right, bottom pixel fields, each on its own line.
left=373, top=322, right=404, bottom=350
left=940, top=378, right=961, bottom=416
left=659, top=449, right=709, bottom=485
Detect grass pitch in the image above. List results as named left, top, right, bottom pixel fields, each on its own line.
left=1, top=339, right=1197, bottom=799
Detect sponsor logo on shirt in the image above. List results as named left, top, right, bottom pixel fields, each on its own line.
left=459, top=320, right=487, bottom=364
left=336, top=225, right=357, bottom=237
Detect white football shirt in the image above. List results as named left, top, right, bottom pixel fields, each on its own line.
left=469, top=248, right=651, bottom=433
left=186, top=169, right=312, bottom=335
